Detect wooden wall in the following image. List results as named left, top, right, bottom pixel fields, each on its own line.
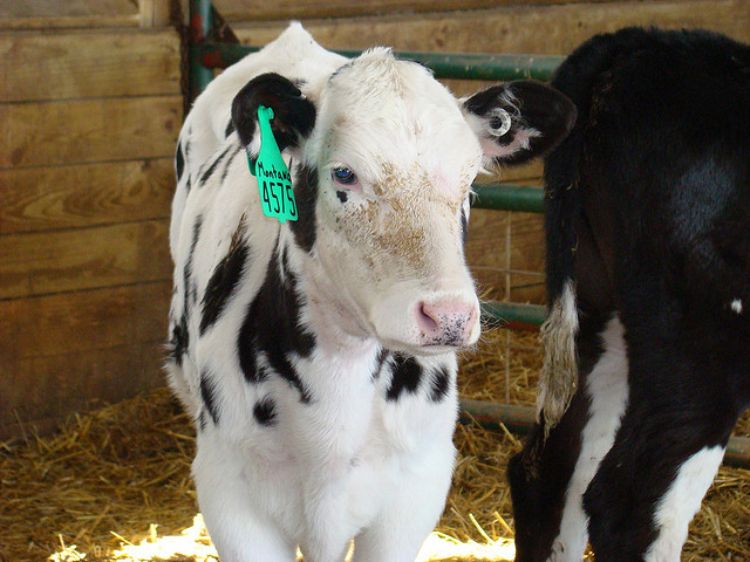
left=0, top=1, right=181, bottom=439
left=2, top=0, right=748, bottom=438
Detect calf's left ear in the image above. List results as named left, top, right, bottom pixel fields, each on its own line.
left=231, top=73, right=316, bottom=153
left=463, top=80, right=576, bottom=166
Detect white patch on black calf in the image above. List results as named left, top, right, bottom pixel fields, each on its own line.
left=549, top=316, right=628, bottom=562
left=731, top=298, right=743, bottom=314
left=644, top=446, right=725, bottom=562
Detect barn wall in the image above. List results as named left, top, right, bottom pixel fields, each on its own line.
left=0, top=2, right=181, bottom=439
left=2, top=0, right=748, bottom=439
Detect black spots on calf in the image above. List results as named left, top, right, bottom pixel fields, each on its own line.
left=199, top=144, right=234, bottom=187
left=172, top=215, right=201, bottom=367
left=429, top=366, right=451, bottom=402
left=167, top=315, right=189, bottom=367
left=200, top=371, right=220, bottom=425
left=290, top=165, right=318, bottom=253
left=220, top=144, right=243, bottom=185
left=336, top=190, right=348, bottom=203
left=271, top=350, right=312, bottom=403
left=175, top=141, right=185, bottom=181
left=183, top=215, right=203, bottom=318
left=372, top=348, right=390, bottom=381
left=225, top=119, right=236, bottom=138
left=238, top=246, right=315, bottom=403
left=386, top=354, right=423, bottom=401
left=253, top=396, right=277, bottom=426
left=200, top=218, right=250, bottom=335
left=239, top=336, right=260, bottom=383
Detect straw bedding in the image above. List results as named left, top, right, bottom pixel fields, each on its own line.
left=1, top=329, right=748, bottom=561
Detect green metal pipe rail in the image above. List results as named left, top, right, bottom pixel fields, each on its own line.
left=192, top=42, right=563, bottom=84
left=459, top=399, right=750, bottom=470
left=187, top=0, right=750, bottom=468
left=473, top=183, right=545, bottom=214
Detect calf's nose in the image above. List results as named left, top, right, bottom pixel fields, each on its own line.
left=416, top=298, right=478, bottom=346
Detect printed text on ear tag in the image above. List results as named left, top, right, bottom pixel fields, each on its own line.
left=247, top=105, right=298, bottom=223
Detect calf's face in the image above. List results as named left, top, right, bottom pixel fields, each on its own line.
left=233, top=49, right=575, bottom=354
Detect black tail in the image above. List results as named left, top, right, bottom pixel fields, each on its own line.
left=539, top=27, right=663, bottom=432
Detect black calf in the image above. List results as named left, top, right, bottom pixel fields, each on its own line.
left=510, top=27, right=750, bottom=562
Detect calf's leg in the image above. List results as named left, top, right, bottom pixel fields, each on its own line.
left=583, top=341, right=738, bottom=562
left=193, top=435, right=296, bottom=562
left=509, top=315, right=628, bottom=562
left=351, top=436, right=456, bottom=562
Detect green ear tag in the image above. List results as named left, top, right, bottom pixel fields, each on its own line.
left=247, top=105, right=298, bottom=223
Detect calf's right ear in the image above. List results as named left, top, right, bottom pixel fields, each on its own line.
left=231, top=73, right=317, bottom=153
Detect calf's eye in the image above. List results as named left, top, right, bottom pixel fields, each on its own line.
left=332, top=167, right=357, bottom=185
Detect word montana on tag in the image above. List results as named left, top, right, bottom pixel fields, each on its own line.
left=248, top=105, right=298, bottom=223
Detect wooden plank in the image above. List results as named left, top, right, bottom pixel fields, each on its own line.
left=139, top=0, right=172, bottom=28
left=216, top=0, right=617, bottom=22
left=0, top=0, right=136, bottom=20
left=233, top=0, right=750, bottom=54
left=0, top=281, right=171, bottom=363
left=0, top=219, right=171, bottom=299
left=510, top=272, right=545, bottom=304
left=0, top=14, right=139, bottom=31
left=466, top=208, right=510, bottom=298
left=0, top=342, right=165, bottom=440
left=0, top=30, right=181, bottom=102
left=0, top=96, right=182, bottom=168
left=510, top=211, right=545, bottom=274
left=0, top=158, right=174, bottom=235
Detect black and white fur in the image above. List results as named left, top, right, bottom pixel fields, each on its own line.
left=508, top=27, right=750, bottom=561
left=165, top=23, right=575, bottom=562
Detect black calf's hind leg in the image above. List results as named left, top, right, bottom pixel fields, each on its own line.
left=584, top=390, right=734, bottom=561
left=509, top=316, right=629, bottom=562
left=508, top=385, right=591, bottom=562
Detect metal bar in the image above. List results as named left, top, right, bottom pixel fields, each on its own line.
left=472, top=183, right=544, bottom=213
left=194, top=42, right=563, bottom=82
left=480, top=301, right=545, bottom=331
left=189, top=0, right=214, bottom=99
left=459, top=399, right=750, bottom=470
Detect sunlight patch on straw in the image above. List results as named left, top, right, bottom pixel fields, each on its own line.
left=417, top=531, right=516, bottom=561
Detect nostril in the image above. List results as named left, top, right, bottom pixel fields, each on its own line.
left=417, top=302, right=440, bottom=333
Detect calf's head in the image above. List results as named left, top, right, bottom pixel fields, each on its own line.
left=232, top=49, right=575, bottom=354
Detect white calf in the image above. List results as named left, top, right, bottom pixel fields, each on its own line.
left=166, top=23, right=575, bottom=562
